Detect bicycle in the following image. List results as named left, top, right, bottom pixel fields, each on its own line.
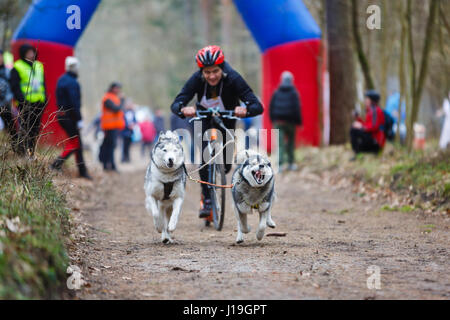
left=189, top=105, right=239, bottom=230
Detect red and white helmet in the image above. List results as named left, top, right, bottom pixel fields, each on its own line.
left=195, top=45, right=225, bottom=68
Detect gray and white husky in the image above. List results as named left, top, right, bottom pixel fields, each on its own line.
left=231, top=150, right=276, bottom=244
left=144, top=131, right=186, bottom=243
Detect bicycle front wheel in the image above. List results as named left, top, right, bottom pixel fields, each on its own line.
left=209, top=162, right=226, bottom=231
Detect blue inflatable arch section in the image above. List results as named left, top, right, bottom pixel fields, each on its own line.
left=13, top=0, right=100, bottom=46
left=233, top=0, right=321, bottom=52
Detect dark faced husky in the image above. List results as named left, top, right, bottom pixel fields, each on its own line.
left=144, top=131, right=186, bottom=243
left=231, top=150, right=276, bottom=244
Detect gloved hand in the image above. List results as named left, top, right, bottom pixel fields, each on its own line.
left=77, top=120, right=84, bottom=129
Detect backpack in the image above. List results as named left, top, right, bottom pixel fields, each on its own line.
left=382, top=110, right=395, bottom=141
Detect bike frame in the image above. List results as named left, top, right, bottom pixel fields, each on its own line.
left=189, top=106, right=238, bottom=229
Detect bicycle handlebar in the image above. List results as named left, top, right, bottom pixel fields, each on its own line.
left=188, top=104, right=240, bottom=123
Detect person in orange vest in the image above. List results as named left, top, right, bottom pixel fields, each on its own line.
left=99, top=82, right=125, bottom=171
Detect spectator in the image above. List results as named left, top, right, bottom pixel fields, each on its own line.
left=121, top=99, right=136, bottom=163
left=51, top=57, right=91, bottom=179
left=0, top=49, right=17, bottom=150
left=153, top=107, right=165, bottom=139
left=439, top=92, right=450, bottom=149
left=385, top=92, right=406, bottom=143
left=269, top=71, right=302, bottom=171
left=350, top=89, right=386, bottom=157
left=99, top=82, right=125, bottom=171
left=139, top=114, right=156, bottom=158
left=9, top=43, right=47, bottom=156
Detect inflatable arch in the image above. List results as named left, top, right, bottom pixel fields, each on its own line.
left=12, top=0, right=322, bottom=148
left=234, top=0, right=323, bottom=149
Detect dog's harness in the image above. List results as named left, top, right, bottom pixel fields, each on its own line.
left=151, top=153, right=183, bottom=201
left=163, top=181, right=174, bottom=200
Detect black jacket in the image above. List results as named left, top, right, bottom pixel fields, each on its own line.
left=269, top=81, right=302, bottom=125
left=56, top=71, right=81, bottom=121
left=170, top=62, right=263, bottom=128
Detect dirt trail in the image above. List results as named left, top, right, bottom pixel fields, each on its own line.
left=65, top=153, right=450, bottom=300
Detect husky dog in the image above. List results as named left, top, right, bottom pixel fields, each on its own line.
left=231, top=150, right=276, bottom=244
left=144, top=131, right=186, bottom=243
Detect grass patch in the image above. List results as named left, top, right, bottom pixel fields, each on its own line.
left=399, top=205, right=414, bottom=213
left=443, top=183, right=450, bottom=198
left=381, top=205, right=396, bottom=211
left=0, top=140, right=70, bottom=299
left=296, top=143, right=450, bottom=212
left=421, top=224, right=436, bottom=233
left=390, top=151, right=450, bottom=197
left=380, top=205, right=415, bottom=213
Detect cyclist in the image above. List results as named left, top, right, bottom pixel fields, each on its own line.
left=170, top=45, right=263, bottom=219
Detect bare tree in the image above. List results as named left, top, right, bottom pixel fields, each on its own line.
left=351, top=0, right=375, bottom=90
left=397, top=0, right=408, bottom=144
left=405, top=0, right=439, bottom=150
left=326, top=0, right=356, bottom=144
left=379, top=0, right=391, bottom=104
left=200, top=0, right=212, bottom=44
left=220, top=0, right=232, bottom=62
left=0, top=0, right=19, bottom=49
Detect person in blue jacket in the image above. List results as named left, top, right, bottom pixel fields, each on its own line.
left=121, top=99, right=136, bottom=163
left=0, top=49, right=17, bottom=151
left=51, top=57, right=91, bottom=179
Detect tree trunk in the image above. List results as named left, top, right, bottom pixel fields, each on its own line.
left=327, top=0, right=356, bottom=144
left=200, top=0, right=212, bottom=44
left=397, top=0, right=407, bottom=144
left=379, top=0, right=390, bottom=104
left=1, top=17, right=8, bottom=50
left=184, top=0, right=195, bottom=51
left=351, top=0, right=375, bottom=90
left=406, top=0, right=439, bottom=151
left=221, top=0, right=232, bottom=62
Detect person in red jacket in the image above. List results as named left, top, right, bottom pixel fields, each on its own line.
left=350, top=90, right=385, bottom=155
left=139, top=114, right=156, bottom=158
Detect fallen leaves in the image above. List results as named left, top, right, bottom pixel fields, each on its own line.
left=3, top=217, right=30, bottom=234
left=299, top=270, right=310, bottom=278
left=171, top=266, right=187, bottom=271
